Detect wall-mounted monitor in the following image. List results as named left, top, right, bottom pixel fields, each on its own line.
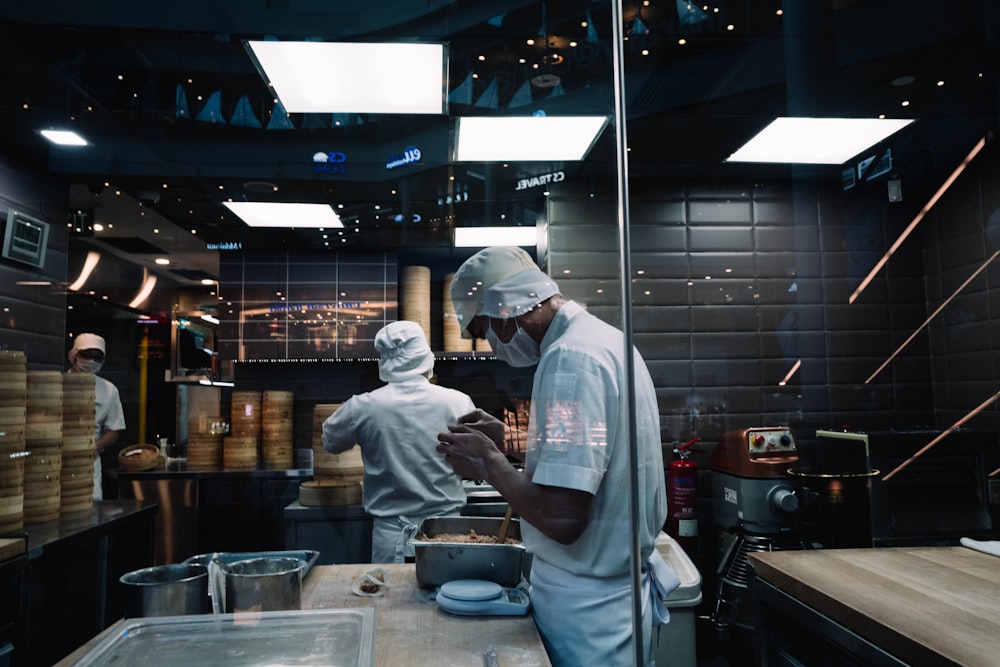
left=2, top=208, right=49, bottom=268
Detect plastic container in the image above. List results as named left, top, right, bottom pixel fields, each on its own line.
left=653, top=532, right=702, bottom=667
left=119, top=563, right=210, bottom=617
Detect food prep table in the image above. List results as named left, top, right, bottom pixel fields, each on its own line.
left=57, top=562, right=551, bottom=666
left=750, top=546, right=1000, bottom=666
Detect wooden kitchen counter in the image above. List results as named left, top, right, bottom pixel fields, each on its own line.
left=302, top=563, right=552, bottom=666
left=750, top=547, right=1000, bottom=666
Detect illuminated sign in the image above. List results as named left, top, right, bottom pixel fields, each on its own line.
left=313, top=151, right=347, bottom=174
left=206, top=242, right=243, bottom=250
left=514, top=170, right=564, bottom=191
left=386, top=146, right=422, bottom=170
left=268, top=302, right=362, bottom=313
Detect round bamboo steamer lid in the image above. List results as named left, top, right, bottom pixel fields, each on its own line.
left=62, top=371, right=95, bottom=383
left=299, top=478, right=362, bottom=506
left=0, top=495, right=24, bottom=516
left=119, top=444, right=160, bottom=472
left=27, top=370, right=63, bottom=383
left=0, top=405, right=26, bottom=425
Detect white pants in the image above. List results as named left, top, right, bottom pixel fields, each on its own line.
left=529, top=557, right=654, bottom=667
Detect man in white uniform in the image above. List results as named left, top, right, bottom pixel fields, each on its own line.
left=437, top=247, right=670, bottom=667
left=322, top=321, right=476, bottom=563
left=68, top=333, right=126, bottom=501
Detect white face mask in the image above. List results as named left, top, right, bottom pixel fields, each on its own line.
left=487, top=319, right=540, bottom=368
left=74, top=358, right=103, bottom=375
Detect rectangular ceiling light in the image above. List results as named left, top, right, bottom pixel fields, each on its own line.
left=40, top=129, right=88, bottom=146
left=223, top=202, right=344, bottom=228
left=246, top=41, right=446, bottom=114
left=455, top=116, right=607, bottom=161
left=726, top=117, right=914, bottom=164
left=454, top=226, right=537, bottom=247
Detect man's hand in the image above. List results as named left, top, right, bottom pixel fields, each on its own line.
left=436, top=423, right=503, bottom=481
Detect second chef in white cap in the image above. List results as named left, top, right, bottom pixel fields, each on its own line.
left=322, top=320, right=477, bottom=562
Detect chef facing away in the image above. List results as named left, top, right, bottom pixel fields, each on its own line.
left=322, top=320, right=476, bottom=563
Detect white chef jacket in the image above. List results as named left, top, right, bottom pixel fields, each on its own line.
left=89, top=373, right=126, bottom=501
left=322, top=376, right=475, bottom=558
left=521, top=300, right=667, bottom=666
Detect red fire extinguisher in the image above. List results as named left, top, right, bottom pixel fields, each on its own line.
left=667, top=438, right=701, bottom=551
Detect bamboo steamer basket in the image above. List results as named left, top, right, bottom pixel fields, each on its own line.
left=299, top=479, right=363, bottom=507
left=311, top=403, right=365, bottom=480
left=0, top=493, right=24, bottom=532
left=0, top=405, right=26, bottom=425
left=261, top=390, right=294, bottom=468
left=443, top=272, right=474, bottom=352
left=0, top=372, right=26, bottom=406
left=119, top=444, right=160, bottom=472
left=22, top=467, right=60, bottom=523
left=187, top=433, right=223, bottom=467
left=401, top=265, right=432, bottom=345
left=223, top=436, right=258, bottom=469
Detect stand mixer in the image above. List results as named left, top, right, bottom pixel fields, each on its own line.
left=710, top=426, right=808, bottom=635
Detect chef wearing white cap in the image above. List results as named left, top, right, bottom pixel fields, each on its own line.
left=437, top=247, right=673, bottom=667
left=68, top=332, right=126, bottom=501
left=322, top=320, right=477, bottom=563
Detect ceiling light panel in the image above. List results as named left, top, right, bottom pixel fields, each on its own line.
left=454, top=116, right=607, bottom=161
left=726, top=117, right=915, bottom=164
left=40, top=129, right=88, bottom=146
left=223, top=202, right=344, bottom=228
left=246, top=41, right=447, bottom=114
left=454, top=226, right=537, bottom=247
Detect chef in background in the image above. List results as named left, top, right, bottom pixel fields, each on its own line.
left=68, top=332, right=126, bottom=501
left=438, top=246, right=672, bottom=667
left=322, top=320, right=477, bottom=563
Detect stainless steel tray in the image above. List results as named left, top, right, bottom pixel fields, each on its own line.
left=70, top=608, right=375, bottom=666
left=412, top=516, right=526, bottom=589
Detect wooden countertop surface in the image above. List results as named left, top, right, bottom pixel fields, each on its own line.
left=302, top=563, right=552, bottom=667
left=57, top=563, right=551, bottom=666
left=750, top=547, right=1000, bottom=666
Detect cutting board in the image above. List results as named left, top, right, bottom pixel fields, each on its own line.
left=0, top=537, right=26, bottom=561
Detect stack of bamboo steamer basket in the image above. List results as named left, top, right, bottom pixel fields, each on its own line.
left=443, top=272, right=474, bottom=352
left=261, top=390, right=294, bottom=468
left=0, top=350, right=27, bottom=532
left=187, top=414, right=223, bottom=468
left=306, top=403, right=363, bottom=505
left=401, top=265, right=432, bottom=347
left=61, top=372, right=96, bottom=513
left=24, top=371, right=62, bottom=523
left=226, top=391, right=261, bottom=469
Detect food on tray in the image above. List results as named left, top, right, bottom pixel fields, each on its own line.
left=418, top=529, right=521, bottom=545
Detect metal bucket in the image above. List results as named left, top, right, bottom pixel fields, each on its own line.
left=119, top=563, right=209, bottom=617
left=221, top=557, right=306, bottom=613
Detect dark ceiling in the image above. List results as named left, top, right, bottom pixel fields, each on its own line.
left=0, top=0, right=997, bottom=288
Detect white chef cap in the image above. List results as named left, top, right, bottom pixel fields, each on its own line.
left=375, top=321, right=434, bottom=382
left=449, top=246, right=560, bottom=338
left=68, top=332, right=106, bottom=364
